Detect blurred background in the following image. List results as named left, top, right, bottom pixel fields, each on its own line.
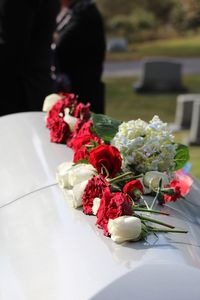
left=95, top=0, right=200, bottom=180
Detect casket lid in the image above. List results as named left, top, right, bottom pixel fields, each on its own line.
left=0, top=112, right=200, bottom=300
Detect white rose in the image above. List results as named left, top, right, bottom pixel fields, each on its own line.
left=57, top=163, right=97, bottom=189
left=56, top=161, right=73, bottom=177
left=143, top=171, right=170, bottom=191
left=63, top=108, right=78, bottom=132
left=42, top=93, right=61, bottom=112
left=92, top=197, right=101, bottom=215
left=63, top=180, right=88, bottom=208
left=108, top=216, right=142, bottom=244
left=56, top=162, right=73, bottom=186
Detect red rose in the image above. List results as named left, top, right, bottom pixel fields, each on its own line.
left=163, top=179, right=182, bottom=203
left=89, top=145, right=122, bottom=178
left=123, top=180, right=144, bottom=201
left=96, top=189, right=132, bottom=236
left=73, top=146, right=89, bottom=163
left=49, top=117, right=70, bottom=143
left=82, top=175, right=109, bottom=215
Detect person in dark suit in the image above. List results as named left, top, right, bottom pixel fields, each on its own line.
left=0, top=0, right=59, bottom=116
left=53, top=0, right=106, bottom=114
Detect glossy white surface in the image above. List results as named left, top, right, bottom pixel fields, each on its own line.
left=0, top=112, right=200, bottom=300
left=0, top=112, right=73, bottom=207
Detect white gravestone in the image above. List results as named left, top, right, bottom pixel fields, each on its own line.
left=189, top=100, right=200, bottom=145
left=175, top=94, right=200, bottom=129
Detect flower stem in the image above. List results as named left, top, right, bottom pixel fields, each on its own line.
left=150, top=187, right=160, bottom=210
left=134, top=207, right=169, bottom=216
left=148, top=228, right=188, bottom=234
left=137, top=215, right=175, bottom=229
left=109, top=172, right=142, bottom=184
left=101, top=163, right=109, bottom=178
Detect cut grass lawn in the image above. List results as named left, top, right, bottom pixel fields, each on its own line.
left=104, top=75, right=200, bottom=180
left=106, top=35, right=200, bottom=61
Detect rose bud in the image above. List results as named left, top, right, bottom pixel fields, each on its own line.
left=108, top=216, right=142, bottom=244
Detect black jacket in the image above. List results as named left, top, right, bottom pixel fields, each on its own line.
left=54, top=0, right=106, bottom=113
left=0, top=0, right=59, bottom=116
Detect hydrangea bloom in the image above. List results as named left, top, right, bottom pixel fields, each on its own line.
left=111, top=115, right=177, bottom=174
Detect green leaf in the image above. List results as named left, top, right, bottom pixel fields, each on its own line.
left=174, top=144, right=190, bottom=170
left=91, top=113, right=122, bottom=143
left=73, top=159, right=89, bottom=165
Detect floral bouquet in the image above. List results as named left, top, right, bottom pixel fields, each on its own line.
left=43, top=93, right=192, bottom=244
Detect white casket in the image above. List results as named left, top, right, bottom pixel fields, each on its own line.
left=0, top=112, right=200, bottom=300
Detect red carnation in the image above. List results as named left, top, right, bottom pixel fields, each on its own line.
left=82, top=175, right=109, bottom=215
left=73, top=146, right=89, bottom=163
left=75, top=120, right=93, bottom=136
left=123, top=180, right=144, bottom=201
left=73, top=102, right=91, bottom=120
left=96, top=189, right=132, bottom=236
left=67, top=120, right=102, bottom=150
left=89, top=145, right=122, bottom=178
left=163, top=179, right=182, bottom=203
left=70, top=134, right=102, bottom=152
left=46, top=93, right=77, bottom=129
left=49, top=117, right=70, bottom=143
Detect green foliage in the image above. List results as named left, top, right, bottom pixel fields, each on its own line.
left=144, top=0, right=176, bottom=22
left=97, top=0, right=200, bottom=42
left=170, top=1, right=188, bottom=31
left=174, top=144, right=190, bottom=170
left=107, top=15, right=134, bottom=36
left=91, top=113, right=122, bottom=143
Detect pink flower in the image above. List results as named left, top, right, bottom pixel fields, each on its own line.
left=175, top=169, right=193, bottom=196
left=163, top=179, right=182, bottom=203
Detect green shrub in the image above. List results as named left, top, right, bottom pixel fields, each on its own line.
left=130, top=9, right=158, bottom=30
left=107, top=10, right=158, bottom=41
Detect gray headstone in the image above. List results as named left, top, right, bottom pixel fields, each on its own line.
left=134, top=59, right=187, bottom=92
left=107, top=38, right=128, bottom=52
left=189, top=100, right=200, bottom=145
left=175, top=94, right=200, bottom=129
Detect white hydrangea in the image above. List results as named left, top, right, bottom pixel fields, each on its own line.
left=111, top=115, right=177, bottom=174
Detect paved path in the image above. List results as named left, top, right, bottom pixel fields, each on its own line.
left=103, top=57, right=200, bottom=78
